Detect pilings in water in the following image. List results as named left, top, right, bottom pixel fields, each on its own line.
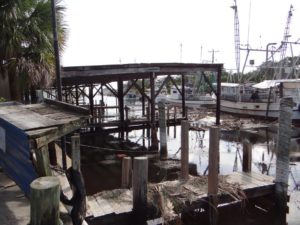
left=181, top=120, right=189, bottom=180
left=208, top=127, right=219, bottom=225
left=132, top=157, right=148, bottom=223
left=242, top=139, right=252, bottom=172
left=121, top=157, right=132, bottom=188
left=158, top=102, right=168, bottom=160
left=71, top=134, right=81, bottom=171
left=275, top=97, right=293, bottom=225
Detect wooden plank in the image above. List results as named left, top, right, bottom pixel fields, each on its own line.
left=29, top=118, right=86, bottom=149
left=230, top=172, right=273, bottom=189
left=225, top=173, right=259, bottom=189
left=0, top=110, right=60, bottom=131
left=239, top=171, right=274, bottom=183
left=43, top=99, right=90, bottom=115
left=87, top=196, right=103, bottom=217
left=95, top=196, right=114, bottom=216
left=0, top=102, right=88, bottom=132
left=233, top=172, right=271, bottom=187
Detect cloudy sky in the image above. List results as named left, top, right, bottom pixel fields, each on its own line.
left=61, top=0, right=300, bottom=72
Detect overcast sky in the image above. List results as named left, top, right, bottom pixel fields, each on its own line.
left=62, top=0, right=300, bottom=72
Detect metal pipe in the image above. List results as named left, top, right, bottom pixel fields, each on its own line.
left=266, top=42, right=277, bottom=62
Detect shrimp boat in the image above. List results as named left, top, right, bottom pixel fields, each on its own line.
left=164, top=86, right=216, bottom=108
left=220, top=79, right=300, bottom=121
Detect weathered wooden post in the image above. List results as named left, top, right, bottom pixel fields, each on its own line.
left=71, top=135, right=81, bottom=171
left=158, top=101, right=168, bottom=160
left=242, top=139, right=252, bottom=172
left=174, top=106, right=177, bottom=138
left=122, top=157, right=132, bottom=188
left=48, top=142, right=57, bottom=166
left=30, top=176, right=60, bottom=225
left=146, top=106, right=150, bottom=122
left=125, top=105, right=130, bottom=121
left=275, top=97, right=293, bottom=225
left=34, top=145, right=52, bottom=176
left=181, top=120, right=190, bottom=180
left=132, top=157, right=148, bottom=223
left=208, top=127, right=219, bottom=225
left=167, top=105, right=170, bottom=135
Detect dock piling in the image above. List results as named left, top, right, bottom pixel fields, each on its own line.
left=242, top=139, right=252, bottom=172
left=181, top=120, right=190, bottom=180
left=208, top=127, right=220, bottom=225
left=158, top=102, right=168, bottom=160
left=30, top=176, right=60, bottom=225
left=132, top=157, right=148, bottom=223
left=71, top=135, right=81, bottom=171
left=34, top=145, right=52, bottom=176
left=121, top=157, right=132, bottom=188
left=275, top=97, right=293, bottom=225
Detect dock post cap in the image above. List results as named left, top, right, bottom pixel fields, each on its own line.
left=30, top=176, right=60, bottom=190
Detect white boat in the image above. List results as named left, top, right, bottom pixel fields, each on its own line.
left=220, top=80, right=300, bottom=120
left=162, top=86, right=216, bottom=108
left=124, top=91, right=140, bottom=104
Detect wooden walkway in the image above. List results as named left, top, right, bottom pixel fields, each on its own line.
left=84, top=171, right=275, bottom=224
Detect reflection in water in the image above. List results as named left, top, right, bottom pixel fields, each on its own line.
left=89, top=96, right=300, bottom=223
left=123, top=125, right=300, bottom=224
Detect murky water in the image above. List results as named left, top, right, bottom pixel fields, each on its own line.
left=118, top=125, right=300, bottom=225
left=83, top=96, right=300, bottom=224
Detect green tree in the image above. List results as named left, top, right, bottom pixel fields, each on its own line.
left=0, top=0, right=67, bottom=101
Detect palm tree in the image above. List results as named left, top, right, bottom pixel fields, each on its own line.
left=0, top=0, right=67, bottom=101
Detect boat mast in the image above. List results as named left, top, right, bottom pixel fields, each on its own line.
left=275, top=5, right=294, bottom=80
left=231, top=0, right=241, bottom=82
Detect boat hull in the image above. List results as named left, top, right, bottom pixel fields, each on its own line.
left=165, top=98, right=216, bottom=108
left=221, top=100, right=300, bottom=121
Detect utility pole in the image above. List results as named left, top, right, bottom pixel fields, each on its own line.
left=51, top=0, right=66, bottom=171
left=50, top=0, right=62, bottom=101
left=208, top=49, right=219, bottom=63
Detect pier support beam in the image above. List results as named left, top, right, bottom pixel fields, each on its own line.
left=118, top=79, right=125, bottom=139
left=275, top=97, right=293, bottom=225
left=181, top=120, right=189, bottom=180
left=122, top=157, right=132, bottom=188
left=158, top=102, right=168, bottom=160
left=71, top=134, right=81, bottom=171
left=34, top=145, right=52, bottom=177
left=242, top=139, right=252, bottom=172
left=216, top=67, right=221, bottom=125
left=181, top=75, right=186, bottom=119
left=30, top=176, right=60, bottom=225
left=89, top=84, right=94, bottom=116
left=132, top=157, right=148, bottom=224
left=208, top=127, right=220, bottom=225
left=142, top=79, right=145, bottom=116
left=150, top=73, right=158, bottom=150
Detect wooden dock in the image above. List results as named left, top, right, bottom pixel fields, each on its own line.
left=83, top=172, right=275, bottom=225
